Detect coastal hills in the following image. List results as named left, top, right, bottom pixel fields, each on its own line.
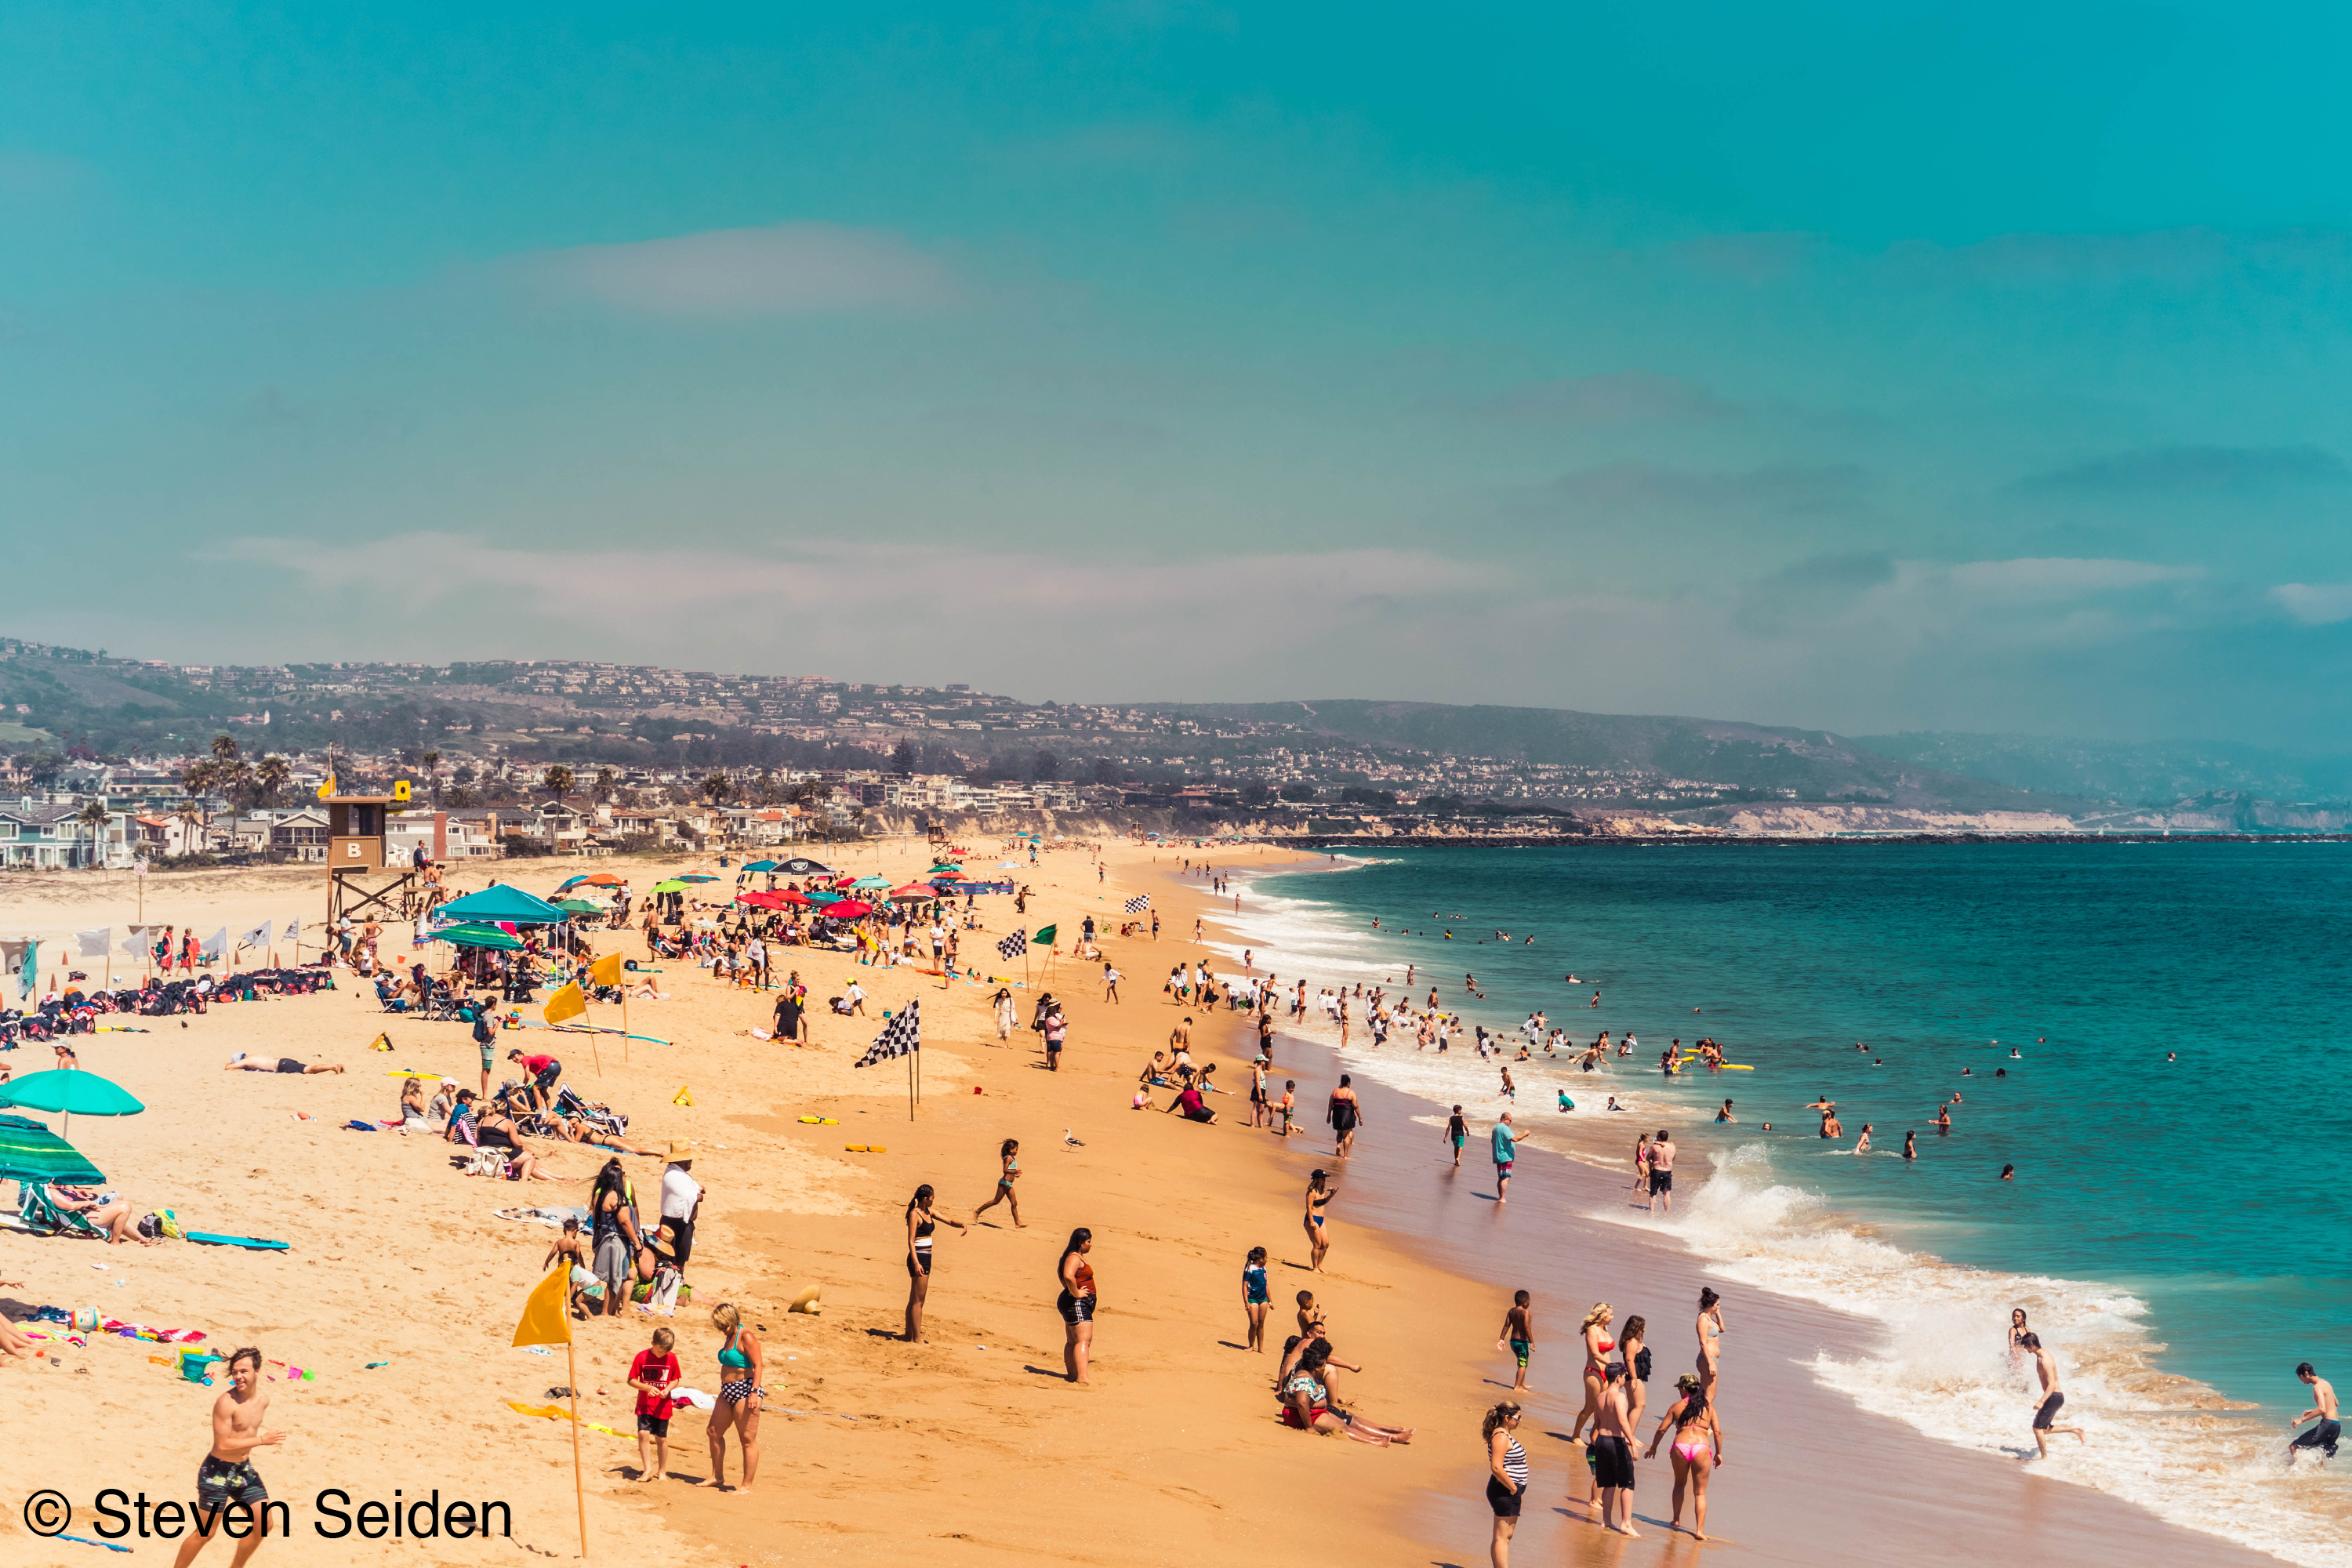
left=4, top=638, right=2347, bottom=833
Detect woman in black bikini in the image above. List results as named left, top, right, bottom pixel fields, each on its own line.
left=1303, top=1170, right=1335, bottom=1272
left=902, top=1184, right=966, bottom=1343
left=1056, top=1229, right=1097, bottom=1384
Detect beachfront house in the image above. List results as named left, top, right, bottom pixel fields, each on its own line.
left=0, top=799, right=103, bottom=868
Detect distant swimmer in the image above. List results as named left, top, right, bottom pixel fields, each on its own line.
left=1820, top=1109, right=1842, bottom=1138
left=2009, top=1047, right=2021, bottom=1058
left=2021, top=1332, right=2085, bottom=1458
left=2288, top=1363, right=2339, bottom=1463
left=1590, top=992, right=1602, bottom=1008
left=1805, top=1095, right=1835, bottom=1111
left=1854, top=1124, right=1872, bottom=1155
left=2001, top=1163, right=2016, bottom=1180
left=1902, top=1131, right=1916, bottom=1161
left=1715, top=1100, right=1735, bottom=1123
left=2166, top=1051, right=2176, bottom=1062
left=1934, top=1106, right=1952, bottom=1134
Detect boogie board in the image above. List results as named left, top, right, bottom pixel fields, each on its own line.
left=186, top=1232, right=291, bottom=1250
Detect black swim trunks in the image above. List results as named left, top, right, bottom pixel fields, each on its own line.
left=197, top=1454, right=267, bottom=1511
left=1056, top=1290, right=1095, bottom=1324
left=1589, top=1433, right=1636, bottom=1490
left=1486, top=1477, right=1525, bottom=1517
left=274, top=1058, right=305, bottom=1074
left=2034, top=1392, right=2066, bottom=1430
left=2291, top=1418, right=2340, bottom=1458
left=1649, top=1171, right=1673, bottom=1194
left=636, top=1412, right=671, bottom=1438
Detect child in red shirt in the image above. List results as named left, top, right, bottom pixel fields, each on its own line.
left=628, top=1327, right=681, bottom=1482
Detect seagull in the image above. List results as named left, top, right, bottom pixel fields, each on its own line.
left=1062, top=1128, right=1085, bottom=1149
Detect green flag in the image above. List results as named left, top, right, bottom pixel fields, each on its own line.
left=17, top=938, right=35, bottom=1001
left=1033, top=924, right=1058, bottom=945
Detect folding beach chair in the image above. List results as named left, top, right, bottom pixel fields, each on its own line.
left=16, top=1182, right=107, bottom=1239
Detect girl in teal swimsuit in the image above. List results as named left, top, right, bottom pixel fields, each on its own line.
left=1243, top=1246, right=1271, bottom=1352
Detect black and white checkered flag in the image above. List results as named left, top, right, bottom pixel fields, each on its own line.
left=1123, top=894, right=1150, bottom=913
left=996, top=928, right=1028, bottom=961
left=853, top=1000, right=920, bottom=1069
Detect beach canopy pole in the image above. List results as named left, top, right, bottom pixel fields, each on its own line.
left=512, top=1264, right=587, bottom=1559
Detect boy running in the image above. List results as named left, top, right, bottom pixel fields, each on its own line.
left=172, top=1348, right=285, bottom=1568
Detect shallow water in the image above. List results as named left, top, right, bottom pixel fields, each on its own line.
left=1197, top=840, right=2351, bottom=1566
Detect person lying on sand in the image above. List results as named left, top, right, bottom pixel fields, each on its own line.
left=226, top=1054, right=344, bottom=1075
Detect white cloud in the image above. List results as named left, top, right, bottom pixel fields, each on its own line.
left=504, top=223, right=956, bottom=317
left=2270, top=581, right=2352, bottom=626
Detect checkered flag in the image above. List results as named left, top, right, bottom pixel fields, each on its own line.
left=1123, top=894, right=1150, bottom=913
left=996, top=928, right=1029, bottom=961
left=854, top=1000, right=920, bottom=1069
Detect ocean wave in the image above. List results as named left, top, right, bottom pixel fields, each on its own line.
left=1602, top=1145, right=2351, bottom=1568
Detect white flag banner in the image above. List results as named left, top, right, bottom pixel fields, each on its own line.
left=282, top=918, right=301, bottom=942
left=120, top=925, right=159, bottom=956
left=199, top=926, right=229, bottom=959
left=76, top=928, right=111, bottom=958
left=238, top=920, right=273, bottom=951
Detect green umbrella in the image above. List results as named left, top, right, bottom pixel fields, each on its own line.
left=0, top=1070, right=144, bottom=1140
left=429, top=923, right=523, bottom=951
left=852, top=874, right=890, bottom=889
left=0, top=1112, right=105, bottom=1186
left=651, top=880, right=689, bottom=894
left=677, top=873, right=720, bottom=884
left=554, top=899, right=605, bottom=915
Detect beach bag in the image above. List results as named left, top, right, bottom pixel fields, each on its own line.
left=136, top=1214, right=162, bottom=1240
left=159, top=1209, right=185, bottom=1240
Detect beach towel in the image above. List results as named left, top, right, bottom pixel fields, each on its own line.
left=494, top=1205, right=590, bottom=1229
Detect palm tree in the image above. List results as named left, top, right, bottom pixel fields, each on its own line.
left=210, top=734, right=241, bottom=766
left=543, top=764, right=575, bottom=804
left=180, top=757, right=218, bottom=844
left=74, top=797, right=111, bottom=869
left=174, top=796, right=205, bottom=857
left=592, top=767, right=616, bottom=804
left=701, top=771, right=731, bottom=805
left=254, top=754, right=290, bottom=806
left=421, top=750, right=442, bottom=805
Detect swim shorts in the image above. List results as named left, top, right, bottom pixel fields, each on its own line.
left=1509, top=1338, right=1531, bottom=1367
left=593, top=1234, right=630, bottom=1298
left=2034, top=1392, right=2066, bottom=1430
left=274, top=1058, right=305, bottom=1074
left=1494, top=1161, right=1513, bottom=1178
left=1649, top=1171, right=1673, bottom=1193
left=636, top=1412, right=670, bottom=1438
left=907, top=1250, right=933, bottom=1277
left=197, top=1454, right=267, bottom=1511
left=1589, top=1433, right=1636, bottom=1490
left=2291, top=1418, right=2340, bottom=1457
left=1486, top=1478, right=1525, bottom=1518
left=1056, top=1290, right=1095, bottom=1324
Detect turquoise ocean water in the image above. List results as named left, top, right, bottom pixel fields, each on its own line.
left=1223, top=841, right=2349, bottom=1565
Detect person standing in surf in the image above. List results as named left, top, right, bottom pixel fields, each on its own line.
left=1491, top=1113, right=1516, bottom=1204
left=1446, top=1104, right=1469, bottom=1167
left=1648, top=1129, right=1676, bottom=1214
left=2288, top=1363, right=2339, bottom=1461
left=2021, top=1332, right=2086, bottom=1458
left=1327, top=1074, right=1363, bottom=1157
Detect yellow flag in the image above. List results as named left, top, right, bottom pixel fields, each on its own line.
left=511, top=1263, right=573, bottom=1348
left=543, top=982, right=586, bottom=1025
left=588, top=952, right=622, bottom=987
left=316, top=774, right=336, bottom=800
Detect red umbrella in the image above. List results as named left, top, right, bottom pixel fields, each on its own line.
left=928, top=867, right=966, bottom=880
left=826, top=900, right=875, bottom=918
left=773, top=889, right=814, bottom=906
left=736, top=891, right=788, bottom=909
left=890, top=883, right=939, bottom=899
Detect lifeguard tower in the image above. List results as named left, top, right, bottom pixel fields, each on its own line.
left=322, top=778, right=423, bottom=924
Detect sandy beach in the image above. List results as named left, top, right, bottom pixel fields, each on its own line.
left=0, top=841, right=2288, bottom=1566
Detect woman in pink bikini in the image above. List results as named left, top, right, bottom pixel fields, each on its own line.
left=1645, top=1373, right=1725, bottom=1540
left=1566, top=1302, right=1617, bottom=1444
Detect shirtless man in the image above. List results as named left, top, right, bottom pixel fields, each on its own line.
left=1820, top=1109, right=1843, bottom=1139
left=2288, top=1362, right=2339, bottom=1462
left=172, top=1346, right=287, bottom=1567
left=1588, top=1362, right=1642, bottom=1536
left=224, top=1054, right=343, bottom=1075
left=1647, top=1129, right=1676, bottom=1214
left=2021, top=1332, right=2086, bottom=1457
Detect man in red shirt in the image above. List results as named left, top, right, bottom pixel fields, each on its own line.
left=506, top=1048, right=563, bottom=1110
left=627, top=1327, right=681, bottom=1483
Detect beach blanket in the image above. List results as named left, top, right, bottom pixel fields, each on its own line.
left=494, top=1205, right=590, bottom=1229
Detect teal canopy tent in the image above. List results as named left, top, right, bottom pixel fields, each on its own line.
left=437, top=886, right=569, bottom=924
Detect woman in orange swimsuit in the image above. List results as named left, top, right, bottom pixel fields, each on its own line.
left=1566, top=1302, right=1616, bottom=1444
left=1645, top=1373, right=1725, bottom=1539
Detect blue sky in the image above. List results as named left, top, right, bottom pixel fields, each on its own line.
left=5, top=2, right=2352, bottom=745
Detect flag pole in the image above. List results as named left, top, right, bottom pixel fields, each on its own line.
left=566, top=1337, right=588, bottom=1559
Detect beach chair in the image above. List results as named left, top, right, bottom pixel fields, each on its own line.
left=17, top=1182, right=107, bottom=1239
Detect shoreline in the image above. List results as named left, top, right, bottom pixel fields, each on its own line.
left=1207, top=849, right=2342, bottom=1566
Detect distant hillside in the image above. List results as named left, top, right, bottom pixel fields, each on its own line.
left=1167, top=700, right=2078, bottom=812
left=1850, top=731, right=2352, bottom=807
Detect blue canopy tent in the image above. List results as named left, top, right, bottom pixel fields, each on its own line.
left=436, top=886, right=570, bottom=925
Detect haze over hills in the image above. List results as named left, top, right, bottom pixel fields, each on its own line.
left=7, top=634, right=2350, bottom=829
